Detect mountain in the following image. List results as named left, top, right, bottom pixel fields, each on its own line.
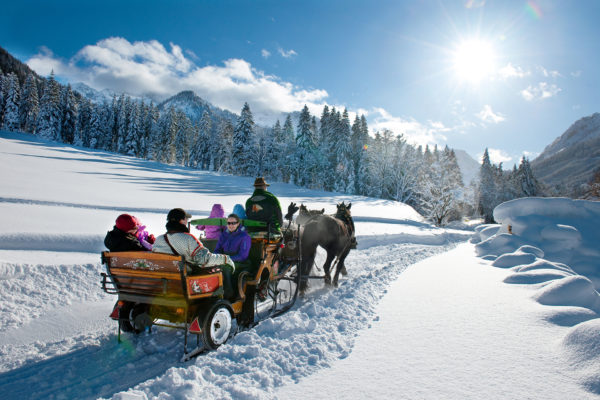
left=531, top=112, right=600, bottom=194
left=454, top=149, right=480, bottom=186
left=0, top=45, right=41, bottom=85
left=71, top=82, right=121, bottom=104
left=157, top=90, right=238, bottom=125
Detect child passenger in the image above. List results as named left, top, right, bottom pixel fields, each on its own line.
left=104, top=214, right=148, bottom=252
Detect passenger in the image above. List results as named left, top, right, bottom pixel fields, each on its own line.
left=132, top=216, right=156, bottom=250
left=104, top=214, right=147, bottom=252
left=152, top=208, right=236, bottom=298
left=214, top=213, right=251, bottom=265
left=245, top=177, right=283, bottom=234
left=232, top=203, right=247, bottom=220
left=195, top=203, right=225, bottom=239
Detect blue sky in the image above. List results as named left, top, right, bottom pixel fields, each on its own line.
left=2, top=0, right=599, bottom=165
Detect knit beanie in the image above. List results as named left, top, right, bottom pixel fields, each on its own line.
left=115, top=214, right=137, bottom=232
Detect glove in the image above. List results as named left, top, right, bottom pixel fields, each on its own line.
left=223, top=255, right=235, bottom=272
left=148, top=234, right=155, bottom=244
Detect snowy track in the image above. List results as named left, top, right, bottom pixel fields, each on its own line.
left=0, top=238, right=456, bottom=400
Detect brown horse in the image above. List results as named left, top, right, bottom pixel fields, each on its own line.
left=299, top=202, right=355, bottom=292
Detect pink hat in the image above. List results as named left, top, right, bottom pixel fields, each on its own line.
left=115, top=214, right=138, bottom=232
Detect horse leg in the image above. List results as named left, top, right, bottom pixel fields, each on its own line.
left=299, top=245, right=317, bottom=295
left=332, top=248, right=351, bottom=287
left=322, top=251, right=336, bottom=286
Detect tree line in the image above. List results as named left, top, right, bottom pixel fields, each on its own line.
left=2, top=68, right=523, bottom=226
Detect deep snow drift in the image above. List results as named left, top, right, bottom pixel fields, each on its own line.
left=0, top=131, right=599, bottom=399
left=473, top=197, right=600, bottom=394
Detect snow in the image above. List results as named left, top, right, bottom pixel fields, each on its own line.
left=0, top=130, right=599, bottom=399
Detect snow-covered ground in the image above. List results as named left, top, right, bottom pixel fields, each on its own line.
left=0, top=131, right=598, bottom=399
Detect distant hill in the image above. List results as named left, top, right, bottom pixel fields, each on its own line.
left=531, top=112, right=600, bottom=195
left=0, top=45, right=41, bottom=85
left=454, top=149, right=480, bottom=186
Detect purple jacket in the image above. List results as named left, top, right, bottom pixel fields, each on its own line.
left=214, top=227, right=251, bottom=262
left=197, top=204, right=225, bottom=239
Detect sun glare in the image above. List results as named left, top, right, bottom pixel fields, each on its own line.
left=452, top=39, right=496, bottom=84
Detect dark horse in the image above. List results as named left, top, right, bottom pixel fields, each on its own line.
left=296, top=203, right=325, bottom=225
left=299, top=202, right=355, bottom=292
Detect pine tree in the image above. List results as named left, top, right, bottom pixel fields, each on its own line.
left=3, top=73, right=21, bottom=131
left=88, top=102, right=108, bottom=149
left=198, top=110, right=213, bottom=169
left=74, top=98, right=93, bottom=147
left=124, top=101, right=140, bottom=156
left=295, top=104, right=316, bottom=187
left=0, top=71, right=5, bottom=126
left=478, top=148, right=497, bottom=223
left=175, top=111, right=193, bottom=166
left=333, top=108, right=354, bottom=192
left=515, top=156, right=540, bottom=197
left=281, top=114, right=296, bottom=183
left=216, top=118, right=234, bottom=173
left=19, top=73, right=39, bottom=133
left=232, top=102, right=256, bottom=176
left=36, top=73, right=62, bottom=140
left=116, top=95, right=131, bottom=153
left=59, top=84, right=78, bottom=144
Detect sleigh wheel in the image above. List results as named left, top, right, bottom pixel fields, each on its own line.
left=202, top=301, right=233, bottom=349
left=118, top=301, right=135, bottom=332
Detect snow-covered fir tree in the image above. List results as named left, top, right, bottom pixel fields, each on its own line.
left=59, top=84, right=78, bottom=144
left=36, top=73, right=62, bottom=140
left=19, top=73, right=39, bottom=133
left=478, top=148, right=498, bottom=223
left=175, top=111, right=193, bottom=166
left=215, top=118, right=234, bottom=173
left=515, top=156, right=540, bottom=197
left=295, top=105, right=317, bottom=187
left=280, top=114, right=296, bottom=183
left=232, top=102, right=256, bottom=176
left=74, top=98, right=92, bottom=147
left=2, top=73, right=21, bottom=132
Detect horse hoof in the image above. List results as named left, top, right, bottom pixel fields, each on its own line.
left=340, top=266, right=348, bottom=276
left=324, top=276, right=332, bottom=285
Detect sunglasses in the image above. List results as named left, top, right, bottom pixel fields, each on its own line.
left=227, top=221, right=239, bottom=225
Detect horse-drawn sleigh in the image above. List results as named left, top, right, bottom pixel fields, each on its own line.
left=100, top=202, right=355, bottom=359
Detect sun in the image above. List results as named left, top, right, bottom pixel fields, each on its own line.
left=452, top=39, right=497, bottom=84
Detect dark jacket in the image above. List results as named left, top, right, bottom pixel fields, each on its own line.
left=104, top=226, right=146, bottom=252
left=245, top=188, right=283, bottom=232
left=214, top=227, right=251, bottom=262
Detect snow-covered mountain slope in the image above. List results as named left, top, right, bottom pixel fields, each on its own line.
left=157, top=90, right=239, bottom=125
left=531, top=112, right=600, bottom=192
left=454, top=149, right=480, bottom=186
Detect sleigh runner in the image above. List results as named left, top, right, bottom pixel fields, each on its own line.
left=101, top=218, right=302, bottom=358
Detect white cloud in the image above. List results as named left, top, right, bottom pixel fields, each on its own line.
left=497, top=63, right=529, bottom=79
left=261, top=49, right=271, bottom=58
left=538, top=66, right=561, bottom=78
left=26, top=37, right=325, bottom=117
left=277, top=47, right=298, bottom=58
left=477, top=105, right=505, bottom=124
left=520, top=82, right=562, bottom=101
left=369, top=107, right=448, bottom=147
left=571, top=70, right=582, bottom=78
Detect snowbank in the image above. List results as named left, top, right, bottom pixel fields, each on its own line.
left=473, top=197, right=600, bottom=394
